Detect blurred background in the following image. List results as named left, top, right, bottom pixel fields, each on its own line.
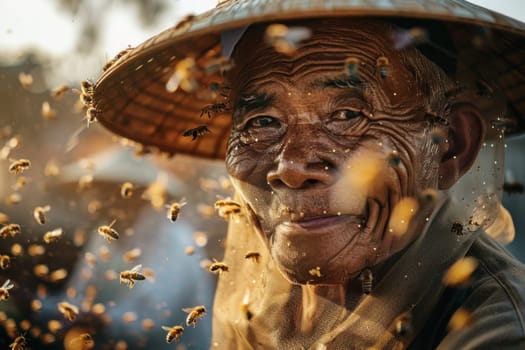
left=0, top=0, right=524, bottom=349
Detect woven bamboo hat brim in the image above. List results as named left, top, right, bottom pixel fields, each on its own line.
left=92, top=0, right=525, bottom=160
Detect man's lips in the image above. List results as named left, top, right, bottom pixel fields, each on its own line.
left=277, top=214, right=364, bottom=233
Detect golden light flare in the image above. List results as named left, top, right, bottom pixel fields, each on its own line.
left=388, top=197, right=419, bottom=236
left=442, top=257, right=479, bottom=287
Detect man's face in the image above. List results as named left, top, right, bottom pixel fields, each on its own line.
left=225, top=20, right=447, bottom=285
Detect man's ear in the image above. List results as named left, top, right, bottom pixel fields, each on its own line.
left=438, top=102, right=486, bottom=190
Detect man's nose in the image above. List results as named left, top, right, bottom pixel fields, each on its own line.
left=266, top=136, right=338, bottom=190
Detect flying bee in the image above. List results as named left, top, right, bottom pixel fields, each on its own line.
left=9, top=334, right=26, bottom=350
left=360, top=268, right=373, bottom=295
left=203, top=56, right=235, bottom=75
left=51, top=84, right=69, bottom=100
left=183, top=125, right=210, bottom=141
left=166, top=198, right=188, bottom=222
left=376, top=56, right=390, bottom=78
left=214, top=198, right=242, bottom=221
left=182, top=305, right=207, bottom=328
left=97, top=219, right=119, bottom=243
left=450, top=221, right=463, bottom=236
left=166, top=57, right=197, bottom=93
left=394, top=312, right=413, bottom=339
left=0, top=255, right=10, bottom=270
left=448, top=307, right=473, bottom=332
left=264, top=24, right=312, bottom=55
left=209, top=259, right=229, bottom=274
left=58, top=301, right=79, bottom=321
left=13, top=176, right=27, bottom=191
left=33, top=205, right=51, bottom=225
left=343, top=57, right=360, bottom=80
left=241, top=289, right=254, bottom=320
left=0, top=279, right=14, bottom=300
left=120, top=264, right=146, bottom=289
left=114, top=46, right=133, bottom=60
left=161, top=325, right=184, bottom=343
left=244, top=251, right=261, bottom=263
left=1, top=223, right=21, bottom=239
left=43, top=228, right=63, bottom=244
left=391, top=26, right=428, bottom=49
left=80, top=92, right=93, bottom=107
left=200, top=102, right=228, bottom=118
left=120, top=182, right=135, bottom=198
left=41, top=101, right=57, bottom=120
left=18, top=72, right=33, bottom=89
left=503, top=181, right=524, bottom=195
left=85, top=107, right=99, bottom=127
left=8, top=158, right=31, bottom=175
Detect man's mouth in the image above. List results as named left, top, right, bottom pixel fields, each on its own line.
left=277, top=214, right=365, bottom=233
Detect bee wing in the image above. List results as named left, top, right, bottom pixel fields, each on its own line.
left=108, top=219, right=117, bottom=228
left=182, top=307, right=194, bottom=313
left=2, top=279, right=13, bottom=289
left=130, top=264, right=142, bottom=273
left=161, top=326, right=172, bottom=331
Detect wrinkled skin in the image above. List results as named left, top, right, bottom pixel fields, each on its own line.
left=225, top=19, right=484, bottom=287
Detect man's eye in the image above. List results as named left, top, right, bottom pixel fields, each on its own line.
left=331, top=109, right=362, bottom=120
left=246, top=116, right=279, bottom=128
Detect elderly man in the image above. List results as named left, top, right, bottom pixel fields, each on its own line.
left=92, top=0, right=525, bottom=348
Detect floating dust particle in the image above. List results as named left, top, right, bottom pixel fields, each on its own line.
left=43, top=228, right=63, bottom=244
left=104, top=269, right=118, bottom=281
left=5, top=192, right=22, bottom=205
left=308, top=266, right=322, bottom=277
left=388, top=197, right=419, bottom=236
left=37, top=284, right=47, bottom=299
left=91, top=303, right=106, bottom=315
left=44, top=160, right=61, bottom=177
left=219, top=176, right=232, bottom=191
left=81, top=268, right=92, bottom=281
left=34, top=264, right=50, bottom=278
left=79, top=158, right=95, bottom=171
left=84, top=252, right=97, bottom=267
left=142, top=173, right=168, bottom=209
left=78, top=174, right=94, bottom=191
left=448, top=307, right=473, bottom=332
left=20, top=319, right=31, bottom=331
left=141, top=318, right=155, bottom=330
left=28, top=244, right=45, bottom=257
left=73, top=229, right=86, bottom=247
left=30, top=326, right=42, bottom=339
left=18, top=72, right=33, bottom=89
left=185, top=246, right=196, bottom=255
left=99, top=246, right=111, bottom=261
left=31, top=299, right=43, bottom=311
left=49, top=268, right=68, bottom=282
left=442, top=257, right=478, bottom=287
left=193, top=231, right=208, bottom=247
left=122, top=311, right=137, bottom=324
left=197, top=204, right=215, bottom=218
left=48, top=319, right=63, bottom=333
left=42, top=101, right=57, bottom=120
left=0, top=212, right=9, bottom=224
left=123, top=248, right=142, bottom=263
left=10, top=243, right=23, bottom=256
left=4, top=318, right=17, bottom=337
left=14, top=176, right=27, bottom=190
left=66, top=287, right=77, bottom=299
left=199, top=177, right=219, bottom=192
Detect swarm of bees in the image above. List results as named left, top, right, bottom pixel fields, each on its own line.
left=120, top=264, right=146, bottom=289
left=182, top=305, right=207, bottom=328
left=161, top=325, right=184, bottom=343
left=166, top=199, right=187, bottom=222
left=360, top=268, right=374, bottom=295
left=33, top=205, right=51, bottom=225
left=209, top=259, right=229, bottom=275
left=183, top=125, right=210, bottom=141
left=1, top=223, right=21, bottom=239
left=0, top=279, right=14, bottom=300
left=58, top=301, right=79, bottom=321
left=8, top=158, right=31, bottom=175
left=214, top=198, right=242, bottom=221
left=97, top=219, right=119, bottom=243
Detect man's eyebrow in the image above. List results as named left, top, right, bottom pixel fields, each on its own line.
left=309, top=76, right=366, bottom=91
left=233, top=93, right=275, bottom=114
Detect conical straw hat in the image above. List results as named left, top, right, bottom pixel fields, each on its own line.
left=92, top=0, right=525, bottom=159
